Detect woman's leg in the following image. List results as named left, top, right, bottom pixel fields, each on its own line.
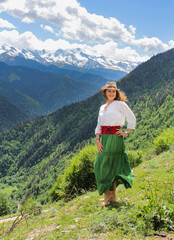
left=100, top=181, right=117, bottom=204
left=101, top=189, right=110, bottom=206
left=109, top=181, right=117, bottom=202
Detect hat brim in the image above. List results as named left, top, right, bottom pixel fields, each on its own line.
left=101, top=87, right=119, bottom=91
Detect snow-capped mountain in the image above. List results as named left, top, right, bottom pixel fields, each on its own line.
left=0, top=45, right=139, bottom=74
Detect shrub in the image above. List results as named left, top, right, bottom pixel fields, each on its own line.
left=128, top=150, right=143, bottom=168
left=154, top=127, right=174, bottom=154
left=0, top=192, right=11, bottom=216
left=49, top=145, right=98, bottom=201
left=20, top=197, right=42, bottom=216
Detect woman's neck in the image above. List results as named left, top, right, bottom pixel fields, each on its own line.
left=107, top=100, right=114, bottom=104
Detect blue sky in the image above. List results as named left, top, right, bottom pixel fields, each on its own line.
left=0, top=0, right=174, bottom=63
left=79, top=0, right=174, bottom=42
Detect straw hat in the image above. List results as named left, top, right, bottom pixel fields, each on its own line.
left=101, top=81, right=118, bottom=91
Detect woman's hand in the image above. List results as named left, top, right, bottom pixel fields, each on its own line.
left=116, top=129, right=128, bottom=137
left=97, top=141, right=103, bottom=153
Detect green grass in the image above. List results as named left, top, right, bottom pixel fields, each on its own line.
left=0, top=148, right=174, bottom=240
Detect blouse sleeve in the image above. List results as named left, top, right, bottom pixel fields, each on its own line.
left=95, top=108, right=102, bottom=135
left=120, top=102, right=136, bottom=129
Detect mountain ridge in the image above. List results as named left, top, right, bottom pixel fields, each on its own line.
left=0, top=45, right=139, bottom=80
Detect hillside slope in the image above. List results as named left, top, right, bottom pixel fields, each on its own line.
left=0, top=148, right=173, bottom=239
left=0, top=94, right=28, bottom=132
left=117, top=48, right=174, bottom=99
left=0, top=61, right=100, bottom=118
left=0, top=48, right=174, bottom=204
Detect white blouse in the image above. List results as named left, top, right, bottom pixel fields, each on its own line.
left=95, top=100, right=136, bottom=134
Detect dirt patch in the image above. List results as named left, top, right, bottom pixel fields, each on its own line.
left=28, top=224, right=57, bottom=238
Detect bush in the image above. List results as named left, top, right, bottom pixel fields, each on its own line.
left=50, top=146, right=144, bottom=202
left=128, top=150, right=143, bottom=168
left=49, top=145, right=98, bottom=201
left=154, top=127, right=174, bottom=154
left=0, top=192, right=11, bottom=216
left=20, top=197, right=42, bottom=216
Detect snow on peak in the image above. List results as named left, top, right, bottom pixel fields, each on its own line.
left=0, top=45, right=140, bottom=73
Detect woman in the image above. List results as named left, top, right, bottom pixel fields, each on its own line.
left=94, top=81, right=136, bottom=206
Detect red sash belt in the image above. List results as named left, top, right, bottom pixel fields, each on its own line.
left=101, top=126, right=120, bottom=134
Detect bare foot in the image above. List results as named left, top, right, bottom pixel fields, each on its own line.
left=109, top=191, right=117, bottom=202
left=99, top=197, right=116, bottom=202
left=99, top=198, right=105, bottom=202
left=99, top=192, right=116, bottom=204
left=101, top=201, right=108, bottom=206
left=100, top=190, right=111, bottom=206
left=109, top=197, right=117, bottom=202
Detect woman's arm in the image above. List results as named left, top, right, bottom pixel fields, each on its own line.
left=96, top=133, right=103, bottom=153
left=116, top=102, right=136, bottom=137
left=120, top=102, right=136, bottom=129
left=116, top=128, right=131, bottom=137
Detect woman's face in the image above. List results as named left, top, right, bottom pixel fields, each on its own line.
left=105, top=89, right=116, bottom=101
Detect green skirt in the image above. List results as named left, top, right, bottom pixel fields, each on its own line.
left=94, top=134, right=134, bottom=195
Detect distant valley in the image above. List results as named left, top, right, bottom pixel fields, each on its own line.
left=0, top=60, right=110, bottom=132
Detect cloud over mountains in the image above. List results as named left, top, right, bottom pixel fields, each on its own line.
left=0, top=0, right=174, bottom=63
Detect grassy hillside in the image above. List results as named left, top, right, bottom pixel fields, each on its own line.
left=0, top=147, right=173, bottom=239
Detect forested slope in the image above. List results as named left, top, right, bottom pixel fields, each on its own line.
left=117, top=48, right=174, bottom=99
left=0, top=61, right=100, bottom=120
left=0, top=94, right=28, bottom=132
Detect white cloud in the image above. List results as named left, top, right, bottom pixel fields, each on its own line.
left=0, top=30, right=20, bottom=46
left=0, top=29, right=78, bottom=50
left=0, top=30, right=39, bottom=49
left=131, top=37, right=169, bottom=54
left=0, top=0, right=135, bottom=43
left=0, top=0, right=173, bottom=59
left=0, top=29, right=148, bottom=63
left=168, top=40, right=174, bottom=48
left=0, top=17, right=15, bottom=28
left=40, top=24, right=54, bottom=34
left=129, top=25, right=136, bottom=35
left=92, top=41, right=148, bottom=62
left=21, top=17, right=34, bottom=24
